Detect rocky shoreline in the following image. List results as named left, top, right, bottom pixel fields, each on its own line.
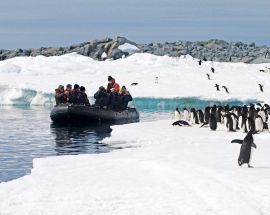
left=1, top=36, right=270, bottom=63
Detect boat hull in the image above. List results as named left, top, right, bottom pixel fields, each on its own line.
left=50, top=105, right=140, bottom=124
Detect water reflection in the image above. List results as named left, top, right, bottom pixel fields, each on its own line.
left=51, top=123, right=112, bottom=155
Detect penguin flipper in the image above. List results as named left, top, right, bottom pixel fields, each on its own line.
left=200, top=122, right=208, bottom=128
left=231, top=139, right=243, bottom=144
left=252, top=143, right=257, bottom=149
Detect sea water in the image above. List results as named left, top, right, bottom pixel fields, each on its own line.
left=0, top=98, right=256, bottom=182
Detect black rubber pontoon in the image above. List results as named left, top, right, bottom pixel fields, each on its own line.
left=50, top=104, right=139, bottom=123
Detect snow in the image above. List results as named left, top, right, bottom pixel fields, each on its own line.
left=0, top=53, right=269, bottom=105
left=0, top=53, right=270, bottom=214
left=0, top=120, right=270, bottom=214
left=118, top=43, right=140, bottom=54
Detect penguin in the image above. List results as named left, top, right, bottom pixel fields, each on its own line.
left=246, top=117, right=256, bottom=132
left=201, top=113, right=217, bottom=131
left=255, top=115, right=264, bottom=132
left=239, top=115, right=247, bottom=133
left=222, top=86, right=229, bottom=94
left=216, top=107, right=223, bottom=123
left=204, top=106, right=210, bottom=123
left=197, top=109, right=204, bottom=123
left=183, top=108, right=190, bottom=121
left=214, top=84, right=220, bottom=91
left=224, top=114, right=236, bottom=132
left=268, top=113, right=270, bottom=132
left=206, top=73, right=211, bottom=80
left=190, top=108, right=199, bottom=124
left=209, top=114, right=218, bottom=130
left=258, top=84, right=264, bottom=92
left=131, top=83, right=138, bottom=86
left=174, top=108, right=181, bottom=120
left=198, top=59, right=202, bottom=65
left=231, top=130, right=257, bottom=168
left=248, top=105, right=256, bottom=120
left=211, top=67, right=215, bottom=73
left=231, top=113, right=239, bottom=130
left=257, top=109, right=266, bottom=123
left=172, top=120, right=191, bottom=126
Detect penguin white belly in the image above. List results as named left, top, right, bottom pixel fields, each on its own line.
left=232, top=118, right=237, bottom=130
left=174, top=111, right=181, bottom=120
left=249, top=146, right=254, bottom=166
left=258, top=111, right=266, bottom=122
left=183, top=110, right=190, bottom=121
left=246, top=121, right=250, bottom=132
left=255, top=118, right=263, bottom=131
left=190, top=113, right=195, bottom=124
left=268, top=120, right=270, bottom=132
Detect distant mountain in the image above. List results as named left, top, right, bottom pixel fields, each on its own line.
left=1, top=36, right=270, bottom=63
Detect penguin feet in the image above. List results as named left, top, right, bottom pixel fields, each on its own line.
left=248, top=164, right=254, bottom=168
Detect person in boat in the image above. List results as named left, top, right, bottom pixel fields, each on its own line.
left=119, top=86, right=133, bottom=109
left=55, top=85, right=66, bottom=105
left=70, top=84, right=81, bottom=104
left=108, top=88, right=121, bottom=110
left=94, top=86, right=110, bottom=108
left=78, top=86, right=90, bottom=106
left=106, top=76, right=120, bottom=93
left=64, top=84, right=72, bottom=102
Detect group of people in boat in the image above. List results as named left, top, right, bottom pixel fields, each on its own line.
left=55, top=76, right=133, bottom=110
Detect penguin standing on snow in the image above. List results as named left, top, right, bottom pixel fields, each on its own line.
left=201, top=113, right=217, bottom=131
left=258, top=84, right=264, bottom=92
left=183, top=108, right=190, bottom=121
left=190, top=108, right=199, bottom=124
left=224, top=114, right=236, bottom=132
left=211, top=67, right=215, bottom=73
left=174, top=108, right=181, bottom=120
left=197, top=109, right=204, bottom=123
left=214, top=84, right=220, bottom=91
left=239, top=115, right=247, bottom=133
left=204, top=106, right=210, bottom=123
left=246, top=117, right=256, bottom=132
left=231, top=130, right=257, bottom=168
left=206, top=73, right=211, bottom=80
left=255, top=115, right=264, bottom=132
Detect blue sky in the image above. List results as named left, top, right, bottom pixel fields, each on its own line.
left=0, top=0, right=269, bottom=49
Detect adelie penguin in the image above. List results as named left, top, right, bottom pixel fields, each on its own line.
left=214, top=84, right=220, bottom=91
left=231, top=130, right=257, bottom=168
left=183, top=108, right=190, bottom=121
left=224, top=114, right=236, bottom=132
left=201, top=113, right=217, bottom=131
left=258, top=84, right=264, bottom=92
left=222, top=86, right=229, bottom=94
left=255, top=115, right=264, bottom=132
left=206, top=73, right=211, bottom=80
left=246, top=117, right=256, bottom=132
left=174, top=108, right=181, bottom=120
left=197, top=109, right=204, bottom=123
left=211, top=67, right=215, bottom=73
left=190, top=108, right=199, bottom=124
left=172, top=120, right=191, bottom=127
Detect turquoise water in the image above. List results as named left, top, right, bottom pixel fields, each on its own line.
left=0, top=98, right=257, bottom=182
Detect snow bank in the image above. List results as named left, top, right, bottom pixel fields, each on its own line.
left=0, top=120, right=270, bottom=214
left=0, top=53, right=269, bottom=105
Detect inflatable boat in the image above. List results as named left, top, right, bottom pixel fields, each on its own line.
left=50, top=104, right=140, bottom=123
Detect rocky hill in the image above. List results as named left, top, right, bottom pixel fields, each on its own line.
left=1, top=36, right=270, bottom=63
